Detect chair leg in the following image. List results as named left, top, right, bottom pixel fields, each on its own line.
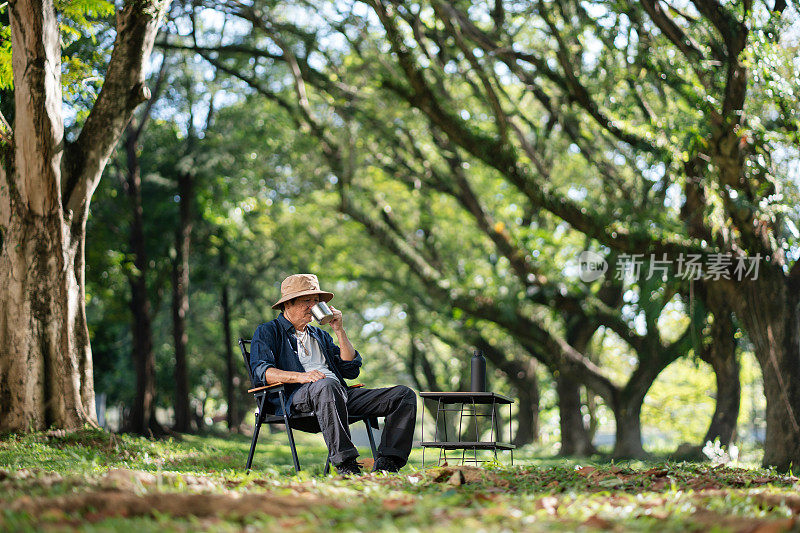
left=364, top=418, right=379, bottom=459
left=324, top=455, right=331, bottom=475
left=278, top=390, right=301, bottom=473
left=246, top=406, right=264, bottom=473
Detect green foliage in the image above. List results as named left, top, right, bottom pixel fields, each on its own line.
left=55, top=0, right=114, bottom=40
left=0, top=25, right=10, bottom=91
left=0, top=0, right=113, bottom=111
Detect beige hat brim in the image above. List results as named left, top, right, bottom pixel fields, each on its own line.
left=272, top=289, right=334, bottom=309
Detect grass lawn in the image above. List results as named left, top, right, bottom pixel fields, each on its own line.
left=1, top=428, right=799, bottom=532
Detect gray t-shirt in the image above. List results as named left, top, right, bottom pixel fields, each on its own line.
left=295, top=329, right=337, bottom=380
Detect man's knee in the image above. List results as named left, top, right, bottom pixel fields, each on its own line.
left=313, top=377, right=344, bottom=398
left=395, top=385, right=416, bottom=406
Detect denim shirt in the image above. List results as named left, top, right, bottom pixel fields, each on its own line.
left=249, top=313, right=362, bottom=416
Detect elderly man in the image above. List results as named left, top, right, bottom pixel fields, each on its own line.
left=250, top=274, right=417, bottom=476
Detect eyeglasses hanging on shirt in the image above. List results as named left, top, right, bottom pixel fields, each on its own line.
left=295, top=330, right=311, bottom=362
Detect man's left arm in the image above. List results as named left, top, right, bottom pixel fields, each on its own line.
left=329, top=305, right=356, bottom=361
left=325, top=305, right=362, bottom=378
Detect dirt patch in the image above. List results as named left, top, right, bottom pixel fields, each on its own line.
left=426, top=466, right=509, bottom=487
left=11, top=489, right=335, bottom=523
left=753, top=493, right=800, bottom=514
left=692, top=510, right=796, bottom=533
left=100, top=468, right=217, bottom=491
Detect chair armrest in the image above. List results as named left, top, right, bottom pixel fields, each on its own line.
left=248, top=382, right=362, bottom=393
left=248, top=382, right=285, bottom=394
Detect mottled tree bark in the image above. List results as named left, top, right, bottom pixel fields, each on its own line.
left=700, top=299, right=740, bottom=448
left=559, top=320, right=599, bottom=456
left=725, top=273, right=800, bottom=471
left=0, top=0, right=169, bottom=432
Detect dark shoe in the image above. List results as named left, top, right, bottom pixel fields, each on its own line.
left=372, top=456, right=402, bottom=473
left=335, top=458, right=362, bottom=476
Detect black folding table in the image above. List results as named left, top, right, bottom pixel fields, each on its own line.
left=419, top=391, right=515, bottom=467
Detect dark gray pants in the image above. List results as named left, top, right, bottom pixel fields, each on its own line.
left=290, top=378, right=417, bottom=465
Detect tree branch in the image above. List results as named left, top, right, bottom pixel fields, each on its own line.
left=689, top=0, right=747, bottom=58
left=63, top=0, right=171, bottom=215
left=155, top=40, right=282, bottom=61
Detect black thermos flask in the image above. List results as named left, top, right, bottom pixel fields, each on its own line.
left=471, top=350, right=486, bottom=392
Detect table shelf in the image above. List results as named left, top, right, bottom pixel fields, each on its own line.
left=420, top=441, right=516, bottom=450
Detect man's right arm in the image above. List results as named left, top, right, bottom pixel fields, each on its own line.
left=265, top=368, right=326, bottom=384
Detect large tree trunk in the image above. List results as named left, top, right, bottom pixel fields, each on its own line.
left=0, top=0, right=89, bottom=431
left=728, top=273, right=800, bottom=471
left=171, top=172, right=192, bottom=432
left=610, top=361, right=667, bottom=459
left=0, top=190, right=95, bottom=430
left=559, top=320, right=598, bottom=456
left=0, top=0, right=169, bottom=433
left=406, top=308, right=455, bottom=437
left=556, top=374, right=596, bottom=455
left=123, top=126, right=158, bottom=434
left=512, top=359, right=540, bottom=446
left=700, top=300, right=740, bottom=447
left=611, top=397, right=646, bottom=458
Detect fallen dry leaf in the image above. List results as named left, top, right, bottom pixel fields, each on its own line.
left=427, top=466, right=508, bottom=487
left=583, top=515, right=613, bottom=529
left=642, top=468, right=669, bottom=477
left=448, top=470, right=465, bottom=486
left=358, top=458, right=374, bottom=471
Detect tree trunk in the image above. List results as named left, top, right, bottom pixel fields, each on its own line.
left=171, top=171, right=192, bottom=432
left=221, top=268, right=239, bottom=430
left=0, top=0, right=95, bottom=431
left=406, top=308, right=455, bottom=437
left=728, top=273, right=800, bottom=471
left=0, top=200, right=96, bottom=430
left=123, top=126, right=158, bottom=434
left=699, top=301, right=740, bottom=447
left=609, top=336, right=684, bottom=459
left=611, top=398, right=646, bottom=458
left=0, top=0, right=169, bottom=432
left=512, top=360, right=540, bottom=446
left=610, top=363, right=661, bottom=458
left=556, top=373, right=596, bottom=455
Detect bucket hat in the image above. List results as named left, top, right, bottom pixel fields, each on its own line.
left=272, top=273, right=334, bottom=309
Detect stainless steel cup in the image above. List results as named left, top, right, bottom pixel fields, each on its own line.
left=311, top=301, right=334, bottom=325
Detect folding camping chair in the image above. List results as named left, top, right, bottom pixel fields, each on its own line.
left=239, top=338, right=379, bottom=474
